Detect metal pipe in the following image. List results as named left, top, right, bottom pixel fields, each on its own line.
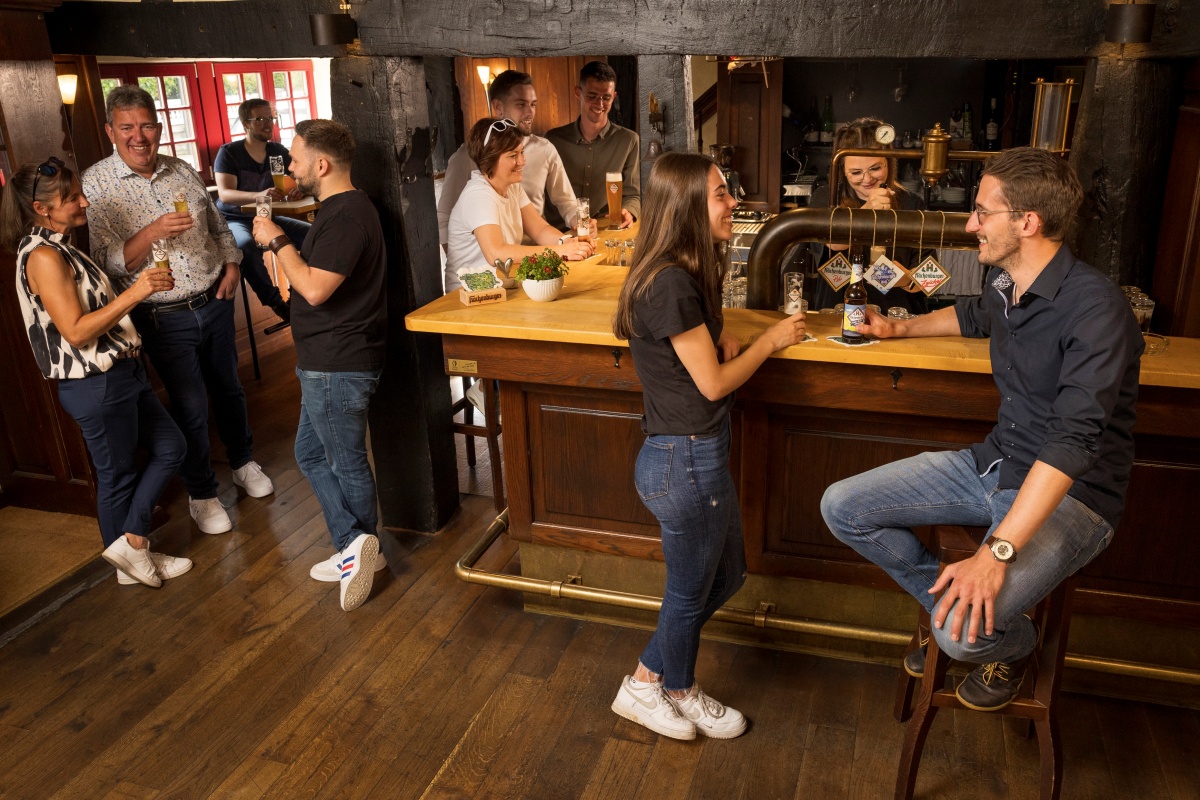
left=746, top=207, right=978, bottom=310
left=457, top=510, right=1200, bottom=687
left=825, top=140, right=994, bottom=200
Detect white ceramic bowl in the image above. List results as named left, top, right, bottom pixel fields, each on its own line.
left=522, top=277, right=564, bottom=302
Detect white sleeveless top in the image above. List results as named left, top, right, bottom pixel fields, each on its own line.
left=15, top=227, right=141, bottom=379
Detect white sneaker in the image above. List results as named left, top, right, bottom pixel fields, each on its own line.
left=117, top=552, right=194, bottom=585
left=309, top=549, right=387, bottom=582
left=465, top=379, right=487, bottom=416
left=611, top=675, right=696, bottom=741
left=102, top=536, right=161, bottom=588
left=189, top=497, right=233, bottom=534
left=668, top=685, right=747, bottom=739
left=338, top=533, right=379, bottom=611
left=232, top=461, right=274, bottom=498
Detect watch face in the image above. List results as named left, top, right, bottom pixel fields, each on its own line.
left=991, top=540, right=1014, bottom=560
left=875, top=124, right=896, bottom=145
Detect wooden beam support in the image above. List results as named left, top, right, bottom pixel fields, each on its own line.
left=635, top=55, right=696, bottom=190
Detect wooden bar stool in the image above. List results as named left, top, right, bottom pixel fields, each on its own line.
left=452, top=376, right=505, bottom=511
left=893, top=525, right=1077, bottom=800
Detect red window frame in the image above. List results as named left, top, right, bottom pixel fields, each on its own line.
left=211, top=61, right=317, bottom=149
left=98, top=64, right=212, bottom=177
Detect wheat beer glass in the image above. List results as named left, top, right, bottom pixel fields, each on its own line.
left=255, top=195, right=272, bottom=249
left=172, top=190, right=189, bottom=214
left=605, top=171, right=623, bottom=228
left=269, top=156, right=287, bottom=193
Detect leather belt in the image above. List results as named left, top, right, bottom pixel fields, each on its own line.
left=141, top=282, right=219, bottom=315
left=114, top=346, right=142, bottom=361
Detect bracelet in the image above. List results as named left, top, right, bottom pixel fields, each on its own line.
left=268, top=235, right=293, bottom=254
left=557, top=235, right=569, bottom=245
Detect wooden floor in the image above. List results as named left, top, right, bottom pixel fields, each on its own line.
left=0, top=350, right=1198, bottom=800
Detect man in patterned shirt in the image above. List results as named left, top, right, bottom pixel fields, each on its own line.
left=84, top=85, right=274, bottom=536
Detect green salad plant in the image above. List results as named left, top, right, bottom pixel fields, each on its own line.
left=514, top=248, right=570, bottom=281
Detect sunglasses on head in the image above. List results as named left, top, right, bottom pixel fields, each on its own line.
left=483, top=118, right=517, bottom=148
left=31, top=156, right=66, bottom=200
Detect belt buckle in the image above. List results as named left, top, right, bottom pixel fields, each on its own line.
left=188, top=291, right=209, bottom=311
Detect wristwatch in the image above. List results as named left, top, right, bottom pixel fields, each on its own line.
left=988, top=537, right=1017, bottom=563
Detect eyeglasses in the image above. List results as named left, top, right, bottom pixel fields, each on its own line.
left=31, top=156, right=66, bottom=200
left=249, top=116, right=278, bottom=124
left=972, top=206, right=1030, bottom=219
left=483, top=118, right=517, bottom=147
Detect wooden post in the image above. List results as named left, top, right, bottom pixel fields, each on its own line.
left=331, top=55, right=460, bottom=532
left=636, top=55, right=697, bottom=191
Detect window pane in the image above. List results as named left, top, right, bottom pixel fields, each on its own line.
left=290, top=71, right=308, bottom=98
left=138, top=77, right=161, bottom=103
left=174, top=142, right=199, bottom=171
left=101, top=78, right=122, bottom=100
left=273, top=71, right=289, bottom=99
left=169, top=109, right=194, bottom=142
left=158, top=110, right=172, bottom=143
left=293, top=98, right=311, bottom=123
left=228, top=107, right=244, bottom=137
left=279, top=128, right=295, bottom=149
left=223, top=74, right=242, bottom=103
left=243, top=73, right=261, bottom=99
left=163, top=75, right=189, bottom=108
left=278, top=103, right=294, bottom=128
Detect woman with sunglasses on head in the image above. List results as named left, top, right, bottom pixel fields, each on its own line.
left=1, top=158, right=188, bottom=588
left=809, top=117, right=929, bottom=316
left=609, top=152, right=806, bottom=741
left=445, top=117, right=595, bottom=291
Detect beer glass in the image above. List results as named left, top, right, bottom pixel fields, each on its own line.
left=1132, top=297, right=1155, bottom=332
left=150, top=239, right=172, bottom=297
left=783, top=272, right=804, bottom=314
left=605, top=171, right=623, bottom=228
left=576, top=198, right=590, bottom=238
left=255, top=195, right=272, bottom=249
left=270, top=156, right=287, bottom=193
left=173, top=190, right=189, bottom=214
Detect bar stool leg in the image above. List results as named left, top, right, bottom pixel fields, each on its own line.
left=483, top=379, right=504, bottom=511
left=240, top=276, right=261, bottom=381
left=461, top=376, right=477, bottom=467
left=895, top=635, right=949, bottom=800
left=893, top=616, right=928, bottom=723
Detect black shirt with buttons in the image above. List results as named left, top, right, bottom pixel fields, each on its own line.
left=955, top=244, right=1144, bottom=529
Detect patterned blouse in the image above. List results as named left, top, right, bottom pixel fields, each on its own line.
left=15, top=227, right=141, bottom=379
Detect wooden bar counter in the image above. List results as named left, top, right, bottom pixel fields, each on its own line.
left=408, top=261, right=1200, bottom=700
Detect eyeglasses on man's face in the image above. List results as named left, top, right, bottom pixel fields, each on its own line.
left=971, top=205, right=1029, bottom=220
left=250, top=116, right=278, bottom=125
left=483, top=118, right=517, bottom=147
left=32, top=156, right=66, bottom=199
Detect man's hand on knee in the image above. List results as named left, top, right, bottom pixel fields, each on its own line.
left=930, top=550, right=1007, bottom=644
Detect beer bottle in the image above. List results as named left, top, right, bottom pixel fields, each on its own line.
left=985, top=97, right=1000, bottom=151
left=842, top=254, right=868, bottom=341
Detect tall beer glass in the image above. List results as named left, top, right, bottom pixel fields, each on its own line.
left=269, top=156, right=287, bottom=193
left=605, top=171, right=623, bottom=228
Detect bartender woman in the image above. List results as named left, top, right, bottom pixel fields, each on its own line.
left=809, top=117, right=929, bottom=316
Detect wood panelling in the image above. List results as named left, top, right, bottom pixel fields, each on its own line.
left=1152, top=61, right=1200, bottom=337
left=716, top=60, right=783, bottom=212
left=452, top=56, right=604, bottom=143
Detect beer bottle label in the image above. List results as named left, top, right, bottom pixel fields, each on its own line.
left=843, top=304, right=867, bottom=335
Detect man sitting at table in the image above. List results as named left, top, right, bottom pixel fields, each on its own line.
left=438, top=70, right=588, bottom=250
left=821, top=148, right=1143, bottom=711
left=214, top=99, right=310, bottom=323
left=546, top=60, right=640, bottom=229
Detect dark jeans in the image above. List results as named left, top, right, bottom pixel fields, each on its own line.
left=634, top=418, right=747, bottom=691
left=226, top=216, right=310, bottom=310
left=295, top=368, right=382, bottom=552
left=56, top=359, right=186, bottom=546
left=131, top=295, right=254, bottom=500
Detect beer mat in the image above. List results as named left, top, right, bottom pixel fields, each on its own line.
left=825, top=335, right=879, bottom=347
left=798, top=333, right=817, bottom=343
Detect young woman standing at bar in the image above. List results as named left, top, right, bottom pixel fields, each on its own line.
left=1, top=158, right=187, bottom=588
left=610, top=152, right=806, bottom=740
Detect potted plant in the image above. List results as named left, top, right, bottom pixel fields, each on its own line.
left=515, top=248, right=570, bottom=302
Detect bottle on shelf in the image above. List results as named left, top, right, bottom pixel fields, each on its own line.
left=805, top=95, right=821, bottom=143
left=962, top=101, right=974, bottom=145
left=985, top=97, right=1000, bottom=151
left=820, top=95, right=835, bottom=143
left=842, top=254, right=867, bottom=342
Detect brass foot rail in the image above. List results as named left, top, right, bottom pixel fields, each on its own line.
left=457, top=509, right=1200, bottom=687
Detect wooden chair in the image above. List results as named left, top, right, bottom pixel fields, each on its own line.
left=893, top=525, right=1077, bottom=800
left=452, top=376, right=505, bottom=511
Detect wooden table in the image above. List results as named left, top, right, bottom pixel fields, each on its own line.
left=239, top=196, right=320, bottom=221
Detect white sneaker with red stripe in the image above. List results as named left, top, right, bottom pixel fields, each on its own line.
left=338, top=533, right=378, bottom=611
left=309, top=550, right=387, bottom=582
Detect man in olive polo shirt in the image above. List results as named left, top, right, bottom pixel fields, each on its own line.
left=546, top=61, right=640, bottom=228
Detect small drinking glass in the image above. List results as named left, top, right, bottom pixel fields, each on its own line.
left=888, top=307, right=913, bottom=320
left=576, top=198, right=590, bottom=238
left=783, top=271, right=805, bottom=314
left=1142, top=332, right=1169, bottom=356
left=1132, top=297, right=1155, bottom=332
left=254, top=195, right=272, bottom=249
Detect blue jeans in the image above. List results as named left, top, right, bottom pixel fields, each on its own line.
left=56, top=359, right=186, bottom=546
left=226, top=216, right=310, bottom=310
left=635, top=419, right=747, bottom=692
left=131, top=295, right=253, bottom=500
left=295, top=368, right=382, bottom=551
left=821, top=449, right=1114, bottom=665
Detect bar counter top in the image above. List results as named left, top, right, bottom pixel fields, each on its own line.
left=406, top=262, right=1200, bottom=389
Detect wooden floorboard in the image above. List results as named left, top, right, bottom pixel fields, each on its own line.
left=2, top=347, right=1199, bottom=799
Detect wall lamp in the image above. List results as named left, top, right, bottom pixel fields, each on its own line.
left=57, top=74, right=78, bottom=106
left=1029, top=78, right=1075, bottom=156
left=1105, top=2, right=1156, bottom=44
left=310, top=2, right=358, bottom=46
left=476, top=66, right=494, bottom=89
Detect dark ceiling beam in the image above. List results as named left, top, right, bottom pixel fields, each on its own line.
left=47, top=0, right=1200, bottom=61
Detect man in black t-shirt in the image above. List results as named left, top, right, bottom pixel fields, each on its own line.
left=214, top=99, right=311, bottom=321
left=253, top=119, right=387, bottom=613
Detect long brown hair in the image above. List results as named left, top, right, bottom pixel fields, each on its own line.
left=0, top=159, right=76, bottom=252
left=613, top=153, right=724, bottom=341
left=833, top=117, right=908, bottom=207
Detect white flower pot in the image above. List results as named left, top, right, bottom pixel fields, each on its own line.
left=522, top=277, right=564, bottom=302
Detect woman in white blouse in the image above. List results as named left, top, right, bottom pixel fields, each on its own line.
left=445, top=117, right=595, bottom=291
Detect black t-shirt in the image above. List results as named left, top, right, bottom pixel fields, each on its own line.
left=295, top=190, right=387, bottom=372
left=629, top=266, right=733, bottom=436
left=213, top=140, right=292, bottom=219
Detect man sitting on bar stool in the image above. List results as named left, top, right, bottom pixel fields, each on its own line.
left=820, top=147, right=1143, bottom=711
